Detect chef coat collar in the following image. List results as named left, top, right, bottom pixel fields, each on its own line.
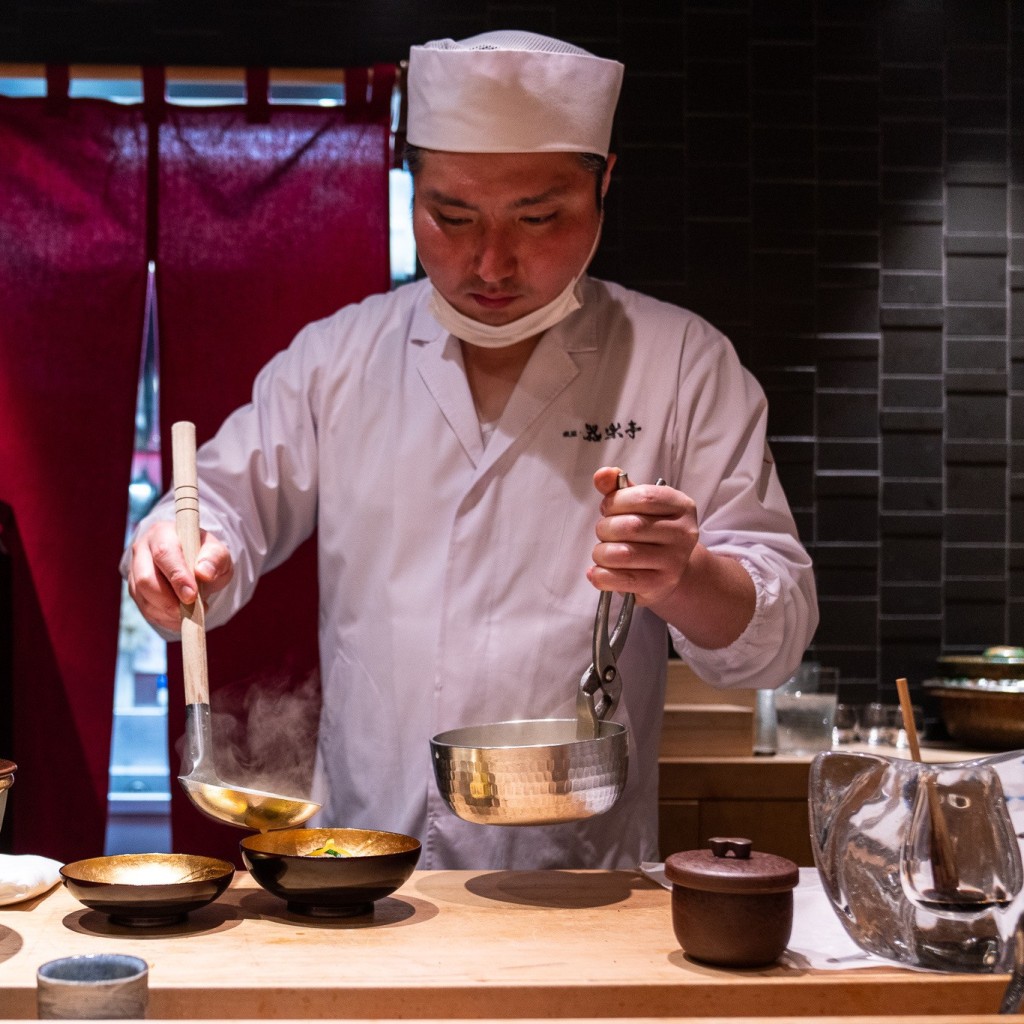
left=414, top=279, right=599, bottom=472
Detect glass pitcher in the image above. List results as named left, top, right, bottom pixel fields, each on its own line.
left=810, top=748, right=1024, bottom=971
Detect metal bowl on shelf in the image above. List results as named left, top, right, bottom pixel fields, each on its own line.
left=924, top=679, right=1024, bottom=750
left=937, top=646, right=1024, bottom=680
left=927, top=647, right=1024, bottom=750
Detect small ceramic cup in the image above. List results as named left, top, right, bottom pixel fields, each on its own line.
left=36, top=953, right=148, bottom=1019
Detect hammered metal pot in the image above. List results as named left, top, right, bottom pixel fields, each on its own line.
left=430, top=719, right=628, bottom=826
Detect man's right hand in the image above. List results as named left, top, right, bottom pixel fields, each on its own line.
left=127, top=520, right=233, bottom=632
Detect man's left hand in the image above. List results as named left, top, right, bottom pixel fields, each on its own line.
left=587, top=466, right=698, bottom=608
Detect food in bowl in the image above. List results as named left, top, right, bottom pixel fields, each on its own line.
left=306, top=838, right=352, bottom=857
left=240, top=827, right=420, bottom=917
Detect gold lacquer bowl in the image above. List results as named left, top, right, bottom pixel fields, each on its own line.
left=241, top=827, right=421, bottom=918
left=60, top=853, right=234, bottom=926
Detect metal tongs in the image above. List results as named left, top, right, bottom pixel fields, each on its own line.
left=576, top=472, right=665, bottom=739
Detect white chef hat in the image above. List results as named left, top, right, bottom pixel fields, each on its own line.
left=406, top=30, right=624, bottom=157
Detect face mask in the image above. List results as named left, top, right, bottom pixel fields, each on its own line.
left=428, top=218, right=603, bottom=349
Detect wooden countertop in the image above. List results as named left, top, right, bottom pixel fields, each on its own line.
left=1, top=1019, right=1013, bottom=1024
left=0, top=870, right=1013, bottom=1019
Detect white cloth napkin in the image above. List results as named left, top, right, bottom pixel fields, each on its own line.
left=782, top=867, right=887, bottom=969
left=0, top=854, right=63, bottom=906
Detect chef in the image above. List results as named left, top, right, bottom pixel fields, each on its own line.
left=124, top=30, right=818, bottom=869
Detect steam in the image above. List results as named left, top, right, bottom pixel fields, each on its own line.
left=178, top=671, right=321, bottom=799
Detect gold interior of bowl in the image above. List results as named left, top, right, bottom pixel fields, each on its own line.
left=242, top=827, right=420, bottom=859
left=62, top=853, right=234, bottom=886
left=0, top=759, right=15, bottom=791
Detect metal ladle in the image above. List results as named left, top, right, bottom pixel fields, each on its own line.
left=172, top=421, right=321, bottom=832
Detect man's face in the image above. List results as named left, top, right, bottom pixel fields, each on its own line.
left=412, top=150, right=610, bottom=326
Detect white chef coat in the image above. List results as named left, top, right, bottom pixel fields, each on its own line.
left=130, top=276, right=818, bottom=870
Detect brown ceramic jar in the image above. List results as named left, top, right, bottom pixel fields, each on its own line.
left=664, top=836, right=799, bottom=967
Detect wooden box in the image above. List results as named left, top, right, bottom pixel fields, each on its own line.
left=665, top=660, right=758, bottom=709
left=659, top=702, right=754, bottom=757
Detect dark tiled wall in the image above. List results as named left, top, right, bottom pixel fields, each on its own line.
left=3, top=1, right=1023, bottom=704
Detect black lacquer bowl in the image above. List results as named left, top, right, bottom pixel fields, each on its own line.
left=60, top=853, right=234, bottom=926
left=240, top=827, right=421, bottom=917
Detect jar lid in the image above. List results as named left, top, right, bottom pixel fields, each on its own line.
left=664, top=837, right=799, bottom=895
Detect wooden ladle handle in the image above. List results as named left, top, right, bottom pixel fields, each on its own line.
left=172, top=421, right=210, bottom=707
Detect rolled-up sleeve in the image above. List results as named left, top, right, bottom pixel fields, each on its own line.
left=667, top=317, right=818, bottom=690
left=120, top=319, right=328, bottom=633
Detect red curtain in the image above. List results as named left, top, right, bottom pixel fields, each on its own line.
left=0, top=96, right=148, bottom=860
left=154, top=67, right=395, bottom=862
left=0, top=66, right=394, bottom=863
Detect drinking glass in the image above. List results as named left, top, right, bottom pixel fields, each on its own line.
left=775, top=665, right=838, bottom=755
left=832, top=703, right=860, bottom=744
left=863, top=701, right=898, bottom=746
